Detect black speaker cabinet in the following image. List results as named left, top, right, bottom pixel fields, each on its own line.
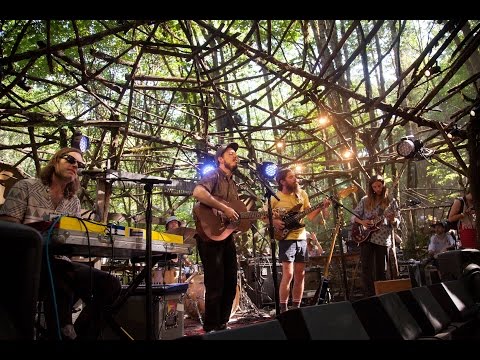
left=276, top=301, right=369, bottom=340
left=352, top=292, right=422, bottom=340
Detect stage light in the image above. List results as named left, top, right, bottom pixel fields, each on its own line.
left=447, top=125, right=466, bottom=139
left=396, top=136, right=434, bottom=160
left=198, top=155, right=216, bottom=178
left=470, top=104, right=480, bottom=117
left=396, top=136, right=421, bottom=158
left=258, top=162, right=278, bottom=180
left=425, top=64, right=441, bottom=77
left=71, top=130, right=90, bottom=152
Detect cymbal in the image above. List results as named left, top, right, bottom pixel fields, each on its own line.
left=166, top=227, right=197, bottom=244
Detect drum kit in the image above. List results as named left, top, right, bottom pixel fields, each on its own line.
left=165, top=226, right=197, bottom=245
left=183, top=271, right=242, bottom=324
left=183, top=259, right=263, bottom=324
left=161, top=226, right=263, bottom=324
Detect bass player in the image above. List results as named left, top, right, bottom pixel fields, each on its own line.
left=264, top=167, right=330, bottom=313
left=192, top=142, right=240, bottom=333
left=351, top=174, right=400, bottom=297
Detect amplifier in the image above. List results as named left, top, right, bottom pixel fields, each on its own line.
left=243, top=262, right=282, bottom=307
left=242, top=262, right=321, bottom=308
left=102, top=284, right=187, bottom=340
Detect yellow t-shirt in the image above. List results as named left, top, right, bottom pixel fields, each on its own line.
left=270, top=189, right=310, bottom=240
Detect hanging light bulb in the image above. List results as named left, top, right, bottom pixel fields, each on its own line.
left=275, top=139, right=286, bottom=153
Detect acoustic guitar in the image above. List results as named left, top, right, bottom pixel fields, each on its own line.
left=193, top=197, right=268, bottom=241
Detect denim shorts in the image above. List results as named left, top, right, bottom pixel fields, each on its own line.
left=278, top=239, right=308, bottom=263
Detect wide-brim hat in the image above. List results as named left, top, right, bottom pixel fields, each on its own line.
left=430, top=220, right=447, bottom=228
left=165, top=215, right=180, bottom=227
left=215, top=142, right=238, bottom=164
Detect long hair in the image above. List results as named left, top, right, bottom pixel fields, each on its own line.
left=365, top=174, right=389, bottom=211
left=39, top=147, right=82, bottom=199
left=275, top=167, right=293, bottom=192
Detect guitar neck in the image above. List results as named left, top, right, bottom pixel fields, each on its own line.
left=239, top=211, right=266, bottom=220
left=292, top=201, right=325, bottom=222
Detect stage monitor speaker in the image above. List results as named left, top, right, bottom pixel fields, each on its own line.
left=352, top=292, right=422, bottom=340
left=0, top=221, right=43, bottom=340
left=397, top=287, right=452, bottom=337
left=276, top=301, right=369, bottom=340
left=427, top=279, right=478, bottom=322
left=436, top=249, right=480, bottom=281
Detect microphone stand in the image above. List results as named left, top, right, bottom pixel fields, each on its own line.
left=242, top=164, right=281, bottom=315
left=138, top=178, right=172, bottom=340
left=317, top=188, right=360, bottom=302
left=106, top=176, right=172, bottom=340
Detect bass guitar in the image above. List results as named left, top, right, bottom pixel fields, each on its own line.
left=274, top=199, right=330, bottom=240
left=193, top=197, right=268, bottom=241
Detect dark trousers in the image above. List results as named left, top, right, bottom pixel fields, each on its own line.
left=42, top=258, right=121, bottom=340
left=196, top=235, right=237, bottom=332
left=360, top=242, right=387, bottom=297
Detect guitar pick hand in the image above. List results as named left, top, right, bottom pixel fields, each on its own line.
left=223, top=206, right=239, bottom=221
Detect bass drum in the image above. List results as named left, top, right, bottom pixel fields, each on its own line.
left=184, top=273, right=240, bottom=321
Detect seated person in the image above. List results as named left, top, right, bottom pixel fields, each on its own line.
left=427, top=220, right=456, bottom=260
left=306, top=231, right=324, bottom=257
left=0, top=147, right=121, bottom=340
left=164, top=215, right=192, bottom=280
left=165, top=215, right=181, bottom=231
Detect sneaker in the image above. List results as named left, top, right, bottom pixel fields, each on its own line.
left=61, top=324, right=77, bottom=340
left=215, top=324, right=231, bottom=331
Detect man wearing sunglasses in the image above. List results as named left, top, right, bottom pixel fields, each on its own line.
left=0, top=147, right=121, bottom=340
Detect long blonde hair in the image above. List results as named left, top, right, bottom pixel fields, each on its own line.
left=365, top=174, right=390, bottom=211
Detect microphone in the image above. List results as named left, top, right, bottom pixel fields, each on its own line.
left=238, top=159, right=252, bottom=166
left=77, top=168, right=109, bottom=176
left=406, top=198, right=421, bottom=206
